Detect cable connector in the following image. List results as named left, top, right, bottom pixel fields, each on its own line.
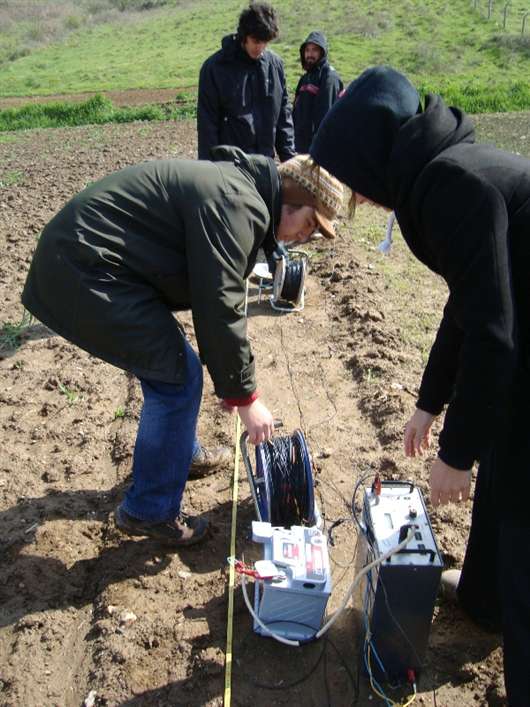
left=372, top=474, right=382, bottom=497
left=406, top=668, right=416, bottom=685
left=227, top=556, right=285, bottom=581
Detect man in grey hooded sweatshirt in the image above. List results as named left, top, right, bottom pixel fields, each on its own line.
left=292, top=31, right=344, bottom=153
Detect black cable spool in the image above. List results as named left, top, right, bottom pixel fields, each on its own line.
left=271, top=255, right=307, bottom=309
left=280, top=259, right=305, bottom=302
left=253, top=430, right=316, bottom=528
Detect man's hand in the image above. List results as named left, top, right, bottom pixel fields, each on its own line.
left=238, top=399, right=274, bottom=445
left=430, top=457, right=472, bottom=507
left=404, top=408, right=436, bottom=457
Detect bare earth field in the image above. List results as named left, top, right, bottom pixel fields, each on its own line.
left=2, top=108, right=527, bottom=706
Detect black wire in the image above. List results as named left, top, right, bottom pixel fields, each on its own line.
left=324, top=634, right=361, bottom=704
left=322, top=642, right=332, bottom=707
left=259, top=433, right=313, bottom=527
left=350, top=470, right=376, bottom=535
left=235, top=623, right=326, bottom=690
left=235, top=624, right=359, bottom=702
left=327, top=517, right=346, bottom=546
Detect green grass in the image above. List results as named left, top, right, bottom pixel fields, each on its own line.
left=2, top=0, right=530, bottom=119
left=0, top=310, right=34, bottom=351
left=0, top=168, right=23, bottom=186
left=0, top=93, right=194, bottom=132
left=58, top=381, right=78, bottom=404
left=0, top=0, right=241, bottom=95
left=113, top=405, right=126, bottom=419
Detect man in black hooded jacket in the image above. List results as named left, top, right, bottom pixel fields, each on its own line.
left=197, top=3, right=295, bottom=162
left=310, top=65, right=530, bottom=706
left=292, top=31, right=344, bottom=153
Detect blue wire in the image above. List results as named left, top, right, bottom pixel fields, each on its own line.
left=362, top=568, right=395, bottom=704
left=363, top=640, right=393, bottom=707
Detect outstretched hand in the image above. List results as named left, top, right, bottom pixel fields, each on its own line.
left=404, top=408, right=436, bottom=457
left=430, top=457, right=472, bottom=507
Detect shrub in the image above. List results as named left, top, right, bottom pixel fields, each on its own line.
left=64, top=14, right=82, bottom=30
left=109, top=0, right=168, bottom=10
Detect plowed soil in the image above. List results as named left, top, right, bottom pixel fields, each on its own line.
left=2, top=112, right=523, bottom=706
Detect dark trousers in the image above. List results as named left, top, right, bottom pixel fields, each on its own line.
left=458, top=444, right=530, bottom=707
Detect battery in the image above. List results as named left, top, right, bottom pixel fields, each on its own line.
left=361, top=481, right=443, bottom=683
left=251, top=521, right=332, bottom=641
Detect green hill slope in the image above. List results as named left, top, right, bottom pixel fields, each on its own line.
left=1, top=0, right=530, bottom=111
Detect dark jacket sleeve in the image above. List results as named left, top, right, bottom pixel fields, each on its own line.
left=419, top=164, right=516, bottom=470
left=313, top=67, right=343, bottom=133
left=274, top=61, right=296, bottom=161
left=184, top=197, right=268, bottom=399
left=417, top=299, right=463, bottom=415
left=197, top=61, right=221, bottom=160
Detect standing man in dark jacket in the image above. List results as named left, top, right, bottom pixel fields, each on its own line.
left=310, top=65, right=530, bottom=706
left=197, top=3, right=295, bottom=162
left=21, top=147, right=343, bottom=548
left=292, top=31, right=343, bottom=153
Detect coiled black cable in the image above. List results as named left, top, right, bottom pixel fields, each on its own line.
left=256, top=432, right=315, bottom=527
left=280, top=259, right=305, bottom=302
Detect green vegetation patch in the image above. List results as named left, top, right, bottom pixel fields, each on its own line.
left=0, top=310, right=33, bottom=352
left=0, top=168, right=23, bottom=187
left=0, top=93, right=194, bottom=132
left=418, top=80, right=530, bottom=114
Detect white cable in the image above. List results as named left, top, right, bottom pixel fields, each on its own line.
left=315, top=527, right=416, bottom=639
left=239, top=526, right=415, bottom=646
left=378, top=211, right=396, bottom=254
left=240, top=572, right=301, bottom=646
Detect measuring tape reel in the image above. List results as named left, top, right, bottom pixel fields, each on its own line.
left=241, top=429, right=317, bottom=528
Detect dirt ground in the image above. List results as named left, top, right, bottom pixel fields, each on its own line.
left=0, top=111, right=518, bottom=707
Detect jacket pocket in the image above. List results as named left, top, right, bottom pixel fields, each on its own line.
left=221, top=113, right=256, bottom=152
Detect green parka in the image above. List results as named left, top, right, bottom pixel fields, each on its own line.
left=22, top=147, right=281, bottom=399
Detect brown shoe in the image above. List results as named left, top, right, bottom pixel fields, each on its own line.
left=440, top=568, right=501, bottom=633
left=115, top=505, right=209, bottom=546
left=188, top=444, right=232, bottom=479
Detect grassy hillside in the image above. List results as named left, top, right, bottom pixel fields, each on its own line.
left=1, top=0, right=530, bottom=111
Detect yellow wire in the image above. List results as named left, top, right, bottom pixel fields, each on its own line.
left=223, top=414, right=242, bottom=707
left=366, top=643, right=417, bottom=707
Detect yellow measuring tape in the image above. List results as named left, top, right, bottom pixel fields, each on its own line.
left=223, top=414, right=241, bottom=707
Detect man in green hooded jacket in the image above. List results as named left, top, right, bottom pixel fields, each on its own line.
left=22, top=146, right=343, bottom=546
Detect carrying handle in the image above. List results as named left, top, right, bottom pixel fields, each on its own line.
left=393, top=548, right=436, bottom=563
left=239, top=420, right=283, bottom=522
left=381, top=480, right=415, bottom=494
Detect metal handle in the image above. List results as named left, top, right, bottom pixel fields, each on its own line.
left=381, top=480, right=415, bottom=494
left=239, top=421, right=283, bottom=522
left=240, top=431, right=263, bottom=521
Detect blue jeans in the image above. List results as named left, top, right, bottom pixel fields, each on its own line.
left=122, top=337, right=203, bottom=522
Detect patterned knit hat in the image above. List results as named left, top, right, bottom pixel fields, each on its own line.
left=278, top=155, right=344, bottom=238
